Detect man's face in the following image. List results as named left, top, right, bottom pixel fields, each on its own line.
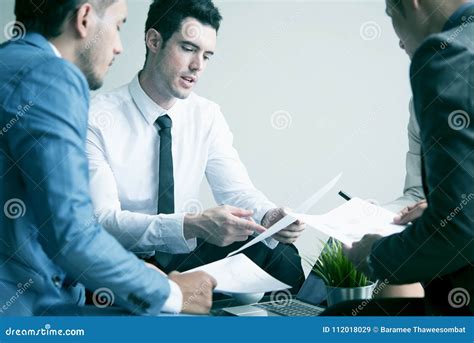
left=79, top=0, right=127, bottom=90
left=151, top=17, right=217, bottom=101
left=386, top=0, right=425, bottom=58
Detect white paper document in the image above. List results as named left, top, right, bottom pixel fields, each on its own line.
left=227, top=215, right=298, bottom=258
left=289, top=198, right=406, bottom=246
left=184, top=254, right=291, bottom=294
left=227, top=172, right=342, bottom=257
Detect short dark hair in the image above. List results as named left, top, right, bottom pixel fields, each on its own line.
left=390, top=0, right=405, bottom=16
left=15, top=0, right=116, bottom=39
left=145, top=0, right=222, bottom=52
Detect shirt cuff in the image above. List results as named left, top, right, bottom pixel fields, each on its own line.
left=161, top=279, right=183, bottom=314
left=253, top=202, right=276, bottom=225
left=154, top=213, right=197, bottom=253
left=264, top=236, right=279, bottom=249
left=254, top=203, right=279, bottom=249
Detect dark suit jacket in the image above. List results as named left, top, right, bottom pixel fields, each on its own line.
left=370, top=5, right=474, bottom=315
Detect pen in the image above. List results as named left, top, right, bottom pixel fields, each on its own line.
left=338, top=190, right=352, bottom=201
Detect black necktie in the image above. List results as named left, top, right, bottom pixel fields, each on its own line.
left=156, top=115, right=174, bottom=214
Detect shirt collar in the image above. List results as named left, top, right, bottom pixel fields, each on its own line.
left=128, top=73, right=181, bottom=126
left=48, top=42, right=62, bottom=58
left=443, top=2, right=474, bottom=31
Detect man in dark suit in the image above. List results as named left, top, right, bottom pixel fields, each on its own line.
left=344, top=0, right=474, bottom=315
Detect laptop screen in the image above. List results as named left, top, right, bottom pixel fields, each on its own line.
left=295, top=272, right=327, bottom=306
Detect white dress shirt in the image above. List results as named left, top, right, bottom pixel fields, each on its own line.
left=48, top=42, right=61, bottom=57
left=87, top=75, right=278, bottom=310
left=385, top=98, right=425, bottom=212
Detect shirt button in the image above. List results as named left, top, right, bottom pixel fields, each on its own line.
left=52, top=275, right=62, bottom=288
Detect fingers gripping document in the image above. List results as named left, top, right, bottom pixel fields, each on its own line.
left=227, top=172, right=343, bottom=257
left=291, top=198, right=406, bottom=246
left=184, top=254, right=291, bottom=293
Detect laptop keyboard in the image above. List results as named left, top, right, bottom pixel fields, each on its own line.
left=255, top=300, right=324, bottom=316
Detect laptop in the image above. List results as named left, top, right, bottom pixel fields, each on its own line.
left=222, top=272, right=327, bottom=316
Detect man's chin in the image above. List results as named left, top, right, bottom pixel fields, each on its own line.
left=87, top=76, right=104, bottom=91
left=173, top=89, right=193, bottom=100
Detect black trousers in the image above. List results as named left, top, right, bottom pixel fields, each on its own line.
left=152, top=238, right=305, bottom=293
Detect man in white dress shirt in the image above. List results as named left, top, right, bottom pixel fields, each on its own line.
left=387, top=41, right=427, bottom=224
left=87, top=0, right=305, bottom=290
left=386, top=100, right=424, bottom=211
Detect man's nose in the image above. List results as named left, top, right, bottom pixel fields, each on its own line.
left=190, top=55, right=203, bottom=72
left=399, top=40, right=405, bottom=50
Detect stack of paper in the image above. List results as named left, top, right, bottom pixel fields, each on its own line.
left=184, top=254, right=291, bottom=294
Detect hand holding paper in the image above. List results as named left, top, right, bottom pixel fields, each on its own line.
left=227, top=172, right=343, bottom=257
left=262, top=207, right=306, bottom=244
left=290, top=198, right=406, bottom=246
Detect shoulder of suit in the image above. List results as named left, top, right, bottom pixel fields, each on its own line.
left=13, top=53, right=88, bottom=97
left=410, top=26, right=474, bottom=81
left=413, top=23, right=474, bottom=61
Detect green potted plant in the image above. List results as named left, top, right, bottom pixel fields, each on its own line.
left=312, top=239, right=375, bottom=306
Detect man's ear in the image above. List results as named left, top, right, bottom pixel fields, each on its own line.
left=145, top=28, right=163, bottom=54
left=75, top=3, right=96, bottom=39
left=410, top=0, right=421, bottom=11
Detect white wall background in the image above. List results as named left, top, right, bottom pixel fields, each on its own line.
left=1, top=0, right=412, bottom=271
